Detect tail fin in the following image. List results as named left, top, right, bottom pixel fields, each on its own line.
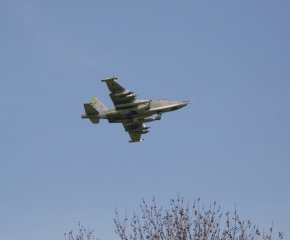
left=82, top=98, right=107, bottom=124
left=90, top=97, right=108, bottom=114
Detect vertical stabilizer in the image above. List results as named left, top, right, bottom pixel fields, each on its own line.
left=90, top=97, right=108, bottom=114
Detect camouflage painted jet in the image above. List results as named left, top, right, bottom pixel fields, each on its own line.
left=81, top=77, right=188, bottom=142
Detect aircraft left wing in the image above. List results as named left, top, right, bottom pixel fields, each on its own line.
left=122, top=123, right=149, bottom=143
left=101, top=77, right=137, bottom=106
left=128, top=132, right=143, bottom=143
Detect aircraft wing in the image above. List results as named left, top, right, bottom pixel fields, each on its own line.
left=101, top=77, right=125, bottom=92
left=122, top=123, right=146, bottom=143
left=128, top=132, right=143, bottom=143
left=101, top=77, right=137, bottom=106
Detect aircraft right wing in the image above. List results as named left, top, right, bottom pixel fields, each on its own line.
left=101, top=77, right=137, bottom=106
left=101, top=77, right=125, bottom=93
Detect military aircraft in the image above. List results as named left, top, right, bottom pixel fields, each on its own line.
left=81, top=77, right=189, bottom=142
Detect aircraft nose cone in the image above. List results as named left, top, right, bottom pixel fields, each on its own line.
left=177, top=102, right=187, bottom=109
left=180, top=102, right=187, bottom=107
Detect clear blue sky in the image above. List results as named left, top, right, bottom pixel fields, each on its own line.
left=1, top=1, right=289, bottom=239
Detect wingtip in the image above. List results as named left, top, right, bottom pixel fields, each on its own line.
left=101, top=77, right=118, bottom=82
left=129, top=139, right=144, bottom=143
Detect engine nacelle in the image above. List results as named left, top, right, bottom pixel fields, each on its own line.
left=105, top=110, right=121, bottom=117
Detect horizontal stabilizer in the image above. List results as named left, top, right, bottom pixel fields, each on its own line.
left=84, top=104, right=99, bottom=115
left=89, top=118, right=100, bottom=124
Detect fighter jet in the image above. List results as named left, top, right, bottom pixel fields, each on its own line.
left=81, top=77, right=188, bottom=142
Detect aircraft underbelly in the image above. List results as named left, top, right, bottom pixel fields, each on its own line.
left=148, top=104, right=180, bottom=113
